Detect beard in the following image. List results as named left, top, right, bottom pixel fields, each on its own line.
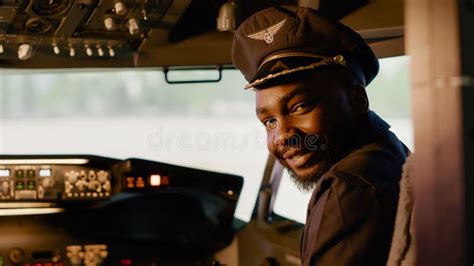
left=281, top=131, right=351, bottom=192
left=285, top=156, right=332, bottom=192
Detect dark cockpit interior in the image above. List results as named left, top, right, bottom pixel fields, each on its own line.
left=0, top=155, right=243, bottom=265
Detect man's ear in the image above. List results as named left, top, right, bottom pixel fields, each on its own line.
left=348, top=85, right=369, bottom=115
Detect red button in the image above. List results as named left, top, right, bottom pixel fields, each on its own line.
left=120, top=259, right=132, bottom=266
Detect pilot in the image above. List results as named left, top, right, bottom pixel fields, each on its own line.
left=232, top=6, right=408, bottom=266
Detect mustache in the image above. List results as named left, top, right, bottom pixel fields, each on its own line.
left=276, top=134, right=328, bottom=157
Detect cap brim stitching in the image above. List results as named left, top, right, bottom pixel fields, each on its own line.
left=245, top=56, right=346, bottom=90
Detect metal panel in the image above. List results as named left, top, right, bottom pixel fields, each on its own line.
left=459, top=0, right=474, bottom=264
left=406, top=0, right=468, bottom=265
left=55, top=1, right=92, bottom=37
left=0, top=5, right=18, bottom=34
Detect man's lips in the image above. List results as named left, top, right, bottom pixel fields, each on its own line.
left=281, top=148, right=304, bottom=160
left=281, top=149, right=313, bottom=169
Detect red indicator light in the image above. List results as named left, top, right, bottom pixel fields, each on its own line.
left=120, top=259, right=132, bottom=266
left=136, top=177, right=145, bottom=188
left=126, top=177, right=135, bottom=188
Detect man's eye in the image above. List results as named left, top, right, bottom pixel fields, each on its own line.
left=263, top=118, right=278, bottom=130
left=291, top=102, right=313, bottom=114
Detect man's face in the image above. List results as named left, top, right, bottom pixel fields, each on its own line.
left=256, top=70, right=358, bottom=191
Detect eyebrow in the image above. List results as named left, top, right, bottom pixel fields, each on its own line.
left=255, top=85, right=307, bottom=115
left=255, top=107, right=267, bottom=115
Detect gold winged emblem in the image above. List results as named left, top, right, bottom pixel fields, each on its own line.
left=246, top=19, right=286, bottom=44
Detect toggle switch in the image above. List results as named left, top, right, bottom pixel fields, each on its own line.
left=69, top=46, right=76, bottom=57
left=104, top=17, right=116, bottom=31
left=52, top=43, right=60, bottom=55
left=97, top=46, right=104, bottom=57
left=127, top=18, right=139, bottom=35
left=85, top=44, right=93, bottom=56
left=114, top=1, right=127, bottom=15
left=18, top=44, right=33, bottom=60
left=108, top=46, right=115, bottom=57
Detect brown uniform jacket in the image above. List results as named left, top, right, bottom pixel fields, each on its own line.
left=301, top=111, right=408, bottom=266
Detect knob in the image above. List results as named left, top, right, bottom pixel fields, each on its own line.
left=65, top=171, right=79, bottom=183
left=66, top=245, right=83, bottom=265
left=64, top=181, right=74, bottom=193
left=103, top=181, right=111, bottom=192
left=88, top=170, right=97, bottom=180
left=1, top=181, right=9, bottom=195
left=9, top=247, right=25, bottom=264
left=89, top=180, right=101, bottom=192
left=52, top=44, right=60, bottom=55
left=42, top=177, right=54, bottom=188
left=0, top=44, right=4, bottom=54
left=127, top=18, right=139, bottom=35
left=18, top=44, right=33, bottom=60
left=100, top=250, right=108, bottom=258
left=96, top=46, right=104, bottom=57
left=114, top=1, right=127, bottom=15
left=76, top=180, right=87, bottom=191
left=108, top=46, right=115, bottom=57
left=104, top=17, right=116, bottom=31
left=79, top=170, right=87, bottom=180
left=85, top=45, right=93, bottom=56
left=97, top=171, right=108, bottom=183
left=38, top=185, right=45, bottom=198
left=69, top=46, right=75, bottom=57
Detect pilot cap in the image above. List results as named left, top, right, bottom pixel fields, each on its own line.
left=232, top=6, right=379, bottom=90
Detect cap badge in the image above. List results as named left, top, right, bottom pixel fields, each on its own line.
left=246, top=19, right=286, bottom=44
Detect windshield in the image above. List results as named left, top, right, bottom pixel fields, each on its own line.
left=0, top=56, right=412, bottom=224
left=0, top=69, right=268, bottom=222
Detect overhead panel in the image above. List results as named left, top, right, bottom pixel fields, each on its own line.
left=0, top=0, right=189, bottom=68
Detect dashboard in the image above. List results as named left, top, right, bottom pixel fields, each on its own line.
left=0, top=155, right=243, bottom=265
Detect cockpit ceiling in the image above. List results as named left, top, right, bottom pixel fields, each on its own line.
left=0, top=0, right=404, bottom=69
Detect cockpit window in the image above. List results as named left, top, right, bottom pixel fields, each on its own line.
left=0, top=69, right=268, bottom=222
left=273, top=56, right=412, bottom=224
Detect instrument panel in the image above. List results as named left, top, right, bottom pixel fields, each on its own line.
left=0, top=0, right=173, bottom=61
left=0, top=163, right=112, bottom=201
left=0, top=155, right=243, bottom=265
left=0, top=156, right=116, bottom=201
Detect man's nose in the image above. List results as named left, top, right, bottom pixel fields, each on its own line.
left=273, top=121, right=296, bottom=147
